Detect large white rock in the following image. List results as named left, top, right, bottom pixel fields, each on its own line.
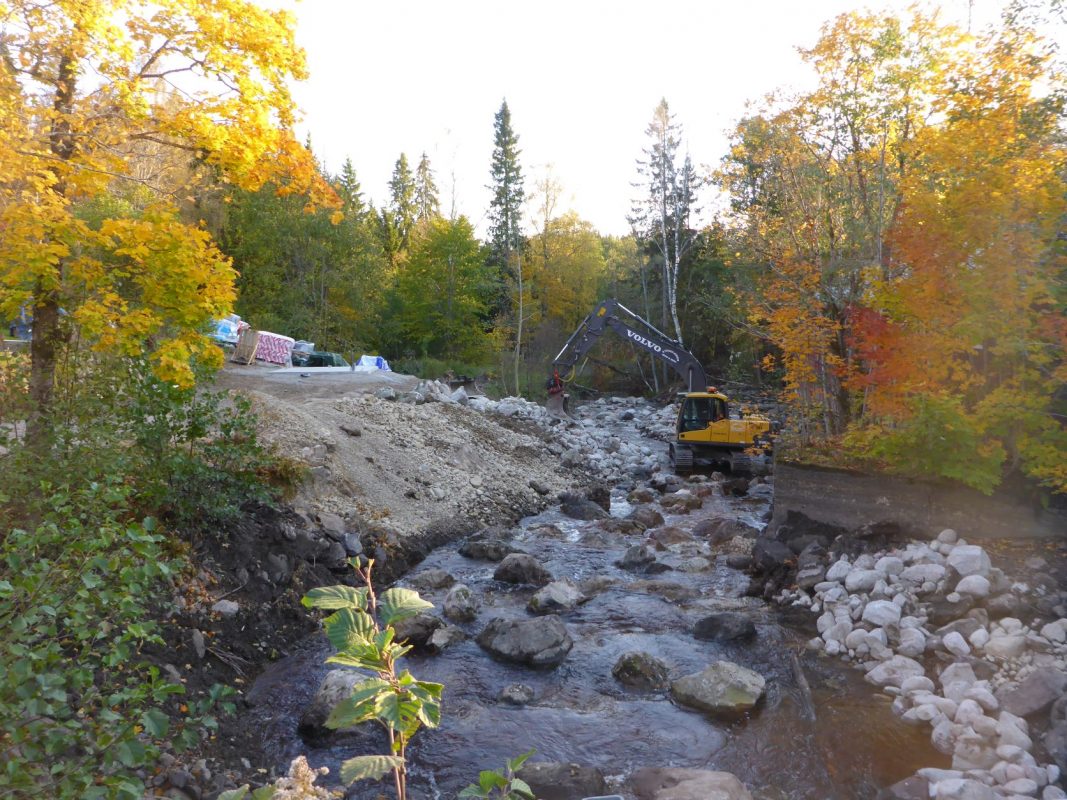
left=865, top=655, right=926, bottom=688
left=845, top=569, right=883, bottom=593
left=940, top=662, right=978, bottom=689
left=862, top=599, right=902, bottom=627
left=984, top=632, right=1027, bottom=660
left=946, top=545, right=991, bottom=578
left=825, top=560, right=851, bottom=582
left=876, top=556, right=905, bottom=576
left=898, top=627, right=927, bottom=657
left=1040, top=619, right=1067, bottom=643
left=943, top=631, right=972, bottom=657
left=938, top=529, right=959, bottom=544
left=901, top=563, right=946, bottom=585
left=931, top=778, right=996, bottom=799
left=955, top=575, right=991, bottom=598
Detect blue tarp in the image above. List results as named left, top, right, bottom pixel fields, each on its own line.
left=357, top=355, right=391, bottom=371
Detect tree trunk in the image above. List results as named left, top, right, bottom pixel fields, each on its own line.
left=27, top=292, right=61, bottom=449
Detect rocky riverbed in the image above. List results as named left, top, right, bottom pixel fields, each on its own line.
left=160, top=386, right=1064, bottom=800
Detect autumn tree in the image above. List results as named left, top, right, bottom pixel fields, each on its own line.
left=0, top=0, right=333, bottom=447
left=848, top=23, right=1067, bottom=492
left=719, top=11, right=956, bottom=437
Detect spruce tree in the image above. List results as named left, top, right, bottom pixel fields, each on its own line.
left=487, top=100, right=527, bottom=392
left=338, top=157, right=366, bottom=217
left=414, top=152, right=441, bottom=221
left=388, top=153, right=417, bottom=247
left=487, top=101, right=525, bottom=265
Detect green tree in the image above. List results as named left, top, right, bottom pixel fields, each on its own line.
left=395, top=216, right=492, bottom=360
left=487, top=100, right=526, bottom=391
left=338, top=157, right=367, bottom=218
left=414, top=152, right=441, bottom=222
left=389, top=153, right=417, bottom=248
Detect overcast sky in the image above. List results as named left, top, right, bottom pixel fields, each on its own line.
left=286, top=0, right=1012, bottom=236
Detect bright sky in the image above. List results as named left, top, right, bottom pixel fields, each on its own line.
left=288, top=0, right=1011, bottom=236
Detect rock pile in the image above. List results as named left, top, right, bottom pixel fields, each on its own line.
left=771, top=528, right=1067, bottom=799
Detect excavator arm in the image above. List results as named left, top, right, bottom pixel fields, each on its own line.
left=551, top=299, right=708, bottom=392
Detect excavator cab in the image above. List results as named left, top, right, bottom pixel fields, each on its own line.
left=679, top=395, right=726, bottom=432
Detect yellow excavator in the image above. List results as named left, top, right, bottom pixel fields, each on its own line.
left=547, top=299, right=773, bottom=474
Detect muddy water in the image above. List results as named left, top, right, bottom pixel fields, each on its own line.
left=245, top=480, right=946, bottom=800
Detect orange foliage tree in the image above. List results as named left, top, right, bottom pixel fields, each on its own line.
left=723, top=10, right=1066, bottom=493
left=0, top=0, right=336, bottom=446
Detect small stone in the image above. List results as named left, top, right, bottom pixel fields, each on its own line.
left=211, top=599, right=239, bottom=616
left=499, top=683, right=535, bottom=705
left=862, top=600, right=902, bottom=627
left=191, top=629, right=206, bottom=660
left=955, top=575, right=991, bottom=598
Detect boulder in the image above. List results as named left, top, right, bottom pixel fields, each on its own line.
left=516, top=762, right=606, bottom=800
left=693, top=517, right=760, bottom=545
left=426, top=624, right=465, bottom=652
left=407, top=569, right=455, bottom=592
left=670, top=661, right=765, bottom=716
left=946, top=545, right=991, bottom=578
left=876, top=776, right=930, bottom=800
left=392, top=612, right=443, bottom=650
left=476, top=616, right=573, bottom=667
left=629, top=506, right=665, bottom=529
left=865, top=656, right=926, bottom=688
left=845, top=569, right=883, bottom=593
left=494, top=553, right=552, bottom=586
left=862, top=600, right=902, bottom=627
left=998, top=668, right=1067, bottom=717
left=954, top=575, right=990, bottom=598
left=612, top=651, right=671, bottom=691
left=559, top=492, right=609, bottom=521
left=528, top=580, right=586, bottom=614
left=751, top=538, right=793, bottom=573
left=499, top=684, right=535, bottom=706
left=459, top=538, right=524, bottom=562
left=443, top=583, right=479, bottom=622
left=900, top=563, right=947, bottom=586
left=660, top=491, right=703, bottom=513
left=693, top=613, right=757, bottom=642
left=632, top=768, right=753, bottom=800
left=648, top=526, right=695, bottom=547
left=617, top=544, right=657, bottom=571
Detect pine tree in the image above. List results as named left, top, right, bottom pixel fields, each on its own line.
left=388, top=153, right=417, bottom=247
left=338, top=157, right=366, bottom=217
left=487, top=100, right=526, bottom=392
left=414, top=152, right=441, bottom=221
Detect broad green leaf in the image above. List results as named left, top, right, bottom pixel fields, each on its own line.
left=457, top=787, right=488, bottom=799
left=251, top=786, right=276, bottom=800
left=301, top=585, right=368, bottom=611
left=323, top=608, right=375, bottom=651
left=339, top=754, right=404, bottom=784
left=325, top=678, right=392, bottom=729
left=379, top=587, right=432, bottom=626
left=507, top=749, right=536, bottom=772
left=509, top=777, right=535, bottom=798
left=479, top=770, right=507, bottom=791
left=326, top=645, right=388, bottom=672
left=140, top=708, right=169, bottom=738
left=216, top=788, right=250, bottom=800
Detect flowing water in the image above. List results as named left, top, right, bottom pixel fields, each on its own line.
left=244, top=416, right=946, bottom=798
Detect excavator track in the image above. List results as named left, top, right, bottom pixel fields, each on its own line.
left=729, top=452, right=753, bottom=475
left=670, top=443, right=694, bottom=474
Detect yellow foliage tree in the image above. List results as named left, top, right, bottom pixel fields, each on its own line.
left=0, top=0, right=335, bottom=444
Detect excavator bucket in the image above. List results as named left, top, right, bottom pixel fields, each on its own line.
left=545, top=391, right=570, bottom=419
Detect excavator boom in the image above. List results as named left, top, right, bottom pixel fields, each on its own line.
left=551, top=299, right=707, bottom=392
